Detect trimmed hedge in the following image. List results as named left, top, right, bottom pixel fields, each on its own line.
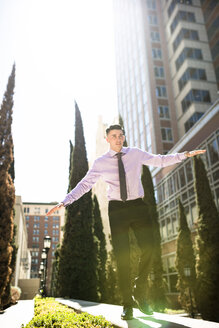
left=23, top=297, right=113, bottom=328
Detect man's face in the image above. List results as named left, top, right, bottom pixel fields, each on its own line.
left=106, top=129, right=125, bottom=152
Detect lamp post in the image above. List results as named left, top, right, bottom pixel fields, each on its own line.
left=42, top=236, right=51, bottom=297
left=184, top=267, right=195, bottom=318
left=39, top=261, right=45, bottom=296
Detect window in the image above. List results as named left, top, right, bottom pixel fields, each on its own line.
left=26, top=216, right=29, bottom=221
left=150, top=31, right=160, bottom=42
left=31, top=258, right=38, bottom=264
left=154, top=66, right=165, bottom=78
left=32, top=251, right=39, bottom=257
left=34, top=216, right=40, bottom=221
left=32, top=244, right=39, bottom=249
left=156, top=86, right=167, bottom=98
left=53, top=230, right=59, bottom=235
left=33, top=223, right=39, bottom=228
left=152, top=48, right=162, bottom=59
left=147, top=0, right=156, bottom=9
left=161, top=128, right=173, bottom=142
left=53, top=223, right=59, bottom=228
left=211, top=41, right=219, bottom=60
left=34, top=207, right=40, bottom=214
left=178, top=67, right=206, bottom=91
left=53, top=216, right=59, bottom=221
left=158, top=106, right=170, bottom=119
left=207, top=17, right=219, bottom=41
left=181, top=89, right=211, bottom=113
left=185, top=161, right=193, bottom=182
left=32, top=237, right=39, bottom=242
left=24, top=207, right=30, bottom=213
left=204, top=0, right=218, bottom=21
left=148, top=15, right=158, bottom=25
left=173, top=29, right=199, bottom=51
left=44, top=229, right=48, bottom=235
left=168, top=255, right=176, bottom=273
left=161, top=220, right=167, bottom=240
left=175, top=47, right=202, bottom=70
left=168, top=0, right=193, bottom=18
left=208, top=138, right=219, bottom=165
left=45, top=223, right=48, bottom=228
left=52, top=237, right=59, bottom=242
left=33, top=229, right=39, bottom=235
left=179, top=167, right=186, bottom=187
left=184, top=112, right=204, bottom=132
left=170, top=11, right=195, bottom=34
left=172, top=216, right=178, bottom=235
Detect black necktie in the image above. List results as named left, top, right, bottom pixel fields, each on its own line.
left=117, top=152, right=127, bottom=202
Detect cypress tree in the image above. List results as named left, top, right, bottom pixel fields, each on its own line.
left=0, top=65, right=16, bottom=311
left=2, top=144, right=17, bottom=307
left=105, top=238, right=122, bottom=305
left=93, top=194, right=107, bottom=302
left=57, top=101, right=98, bottom=301
left=67, top=140, right=74, bottom=193
left=194, top=156, right=219, bottom=322
left=141, top=164, right=166, bottom=311
left=175, top=199, right=197, bottom=317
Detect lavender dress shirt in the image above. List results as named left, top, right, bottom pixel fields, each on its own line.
left=62, top=147, right=186, bottom=206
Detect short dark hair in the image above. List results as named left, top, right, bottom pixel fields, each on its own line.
left=106, top=124, right=125, bottom=135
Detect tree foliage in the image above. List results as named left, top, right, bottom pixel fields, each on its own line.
left=175, top=199, right=197, bottom=316
left=105, top=237, right=122, bottom=305
left=0, top=65, right=16, bottom=308
left=141, top=164, right=166, bottom=311
left=93, top=195, right=107, bottom=302
left=194, top=156, right=219, bottom=322
left=57, top=102, right=98, bottom=301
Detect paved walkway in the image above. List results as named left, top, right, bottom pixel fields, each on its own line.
left=1, top=298, right=219, bottom=328
left=57, top=298, right=219, bottom=328
left=0, top=300, right=34, bottom=328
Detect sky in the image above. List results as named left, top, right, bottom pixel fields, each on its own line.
left=0, top=0, right=118, bottom=203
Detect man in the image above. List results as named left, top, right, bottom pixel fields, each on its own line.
left=47, top=124, right=205, bottom=320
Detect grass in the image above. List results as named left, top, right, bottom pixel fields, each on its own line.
left=164, top=308, right=185, bottom=315
left=23, top=297, right=113, bottom=328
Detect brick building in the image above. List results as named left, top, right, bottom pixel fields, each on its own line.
left=23, top=202, right=65, bottom=293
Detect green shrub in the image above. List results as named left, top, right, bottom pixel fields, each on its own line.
left=23, top=297, right=113, bottom=328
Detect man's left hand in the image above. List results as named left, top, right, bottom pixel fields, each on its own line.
left=184, top=149, right=206, bottom=158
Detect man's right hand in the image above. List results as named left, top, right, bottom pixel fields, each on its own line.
left=47, top=203, right=64, bottom=216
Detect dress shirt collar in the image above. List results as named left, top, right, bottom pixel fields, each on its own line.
left=108, top=147, right=128, bottom=157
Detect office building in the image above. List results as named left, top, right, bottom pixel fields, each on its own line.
left=113, top=0, right=219, bottom=305
left=113, top=0, right=218, bottom=154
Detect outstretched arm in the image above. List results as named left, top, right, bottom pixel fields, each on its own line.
left=47, top=159, right=101, bottom=216
left=47, top=203, right=64, bottom=216
left=184, top=149, right=206, bottom=157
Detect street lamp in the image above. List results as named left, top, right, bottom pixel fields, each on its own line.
left=44, top=235, right=52, bottom=251
left=184, top=267, right=195, bottom=318
left=42, top=236, right=51, bottom=297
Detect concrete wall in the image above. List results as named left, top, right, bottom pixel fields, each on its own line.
left=12, top=196, right=31, bottom=286
left=18, top=278, right=40, bottom=300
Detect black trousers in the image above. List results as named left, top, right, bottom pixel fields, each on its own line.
left=108, top=198, right=155, bottom=306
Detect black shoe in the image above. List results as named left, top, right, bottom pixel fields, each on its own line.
left=133, top=286, right=153, bottom=315
left=121, top=306, right=133, bottom=320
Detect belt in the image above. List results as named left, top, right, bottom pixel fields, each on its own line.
left=109, top=198, right=143, bottom=205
